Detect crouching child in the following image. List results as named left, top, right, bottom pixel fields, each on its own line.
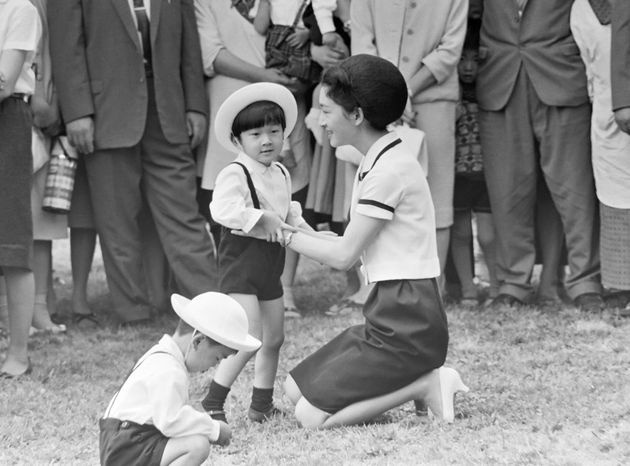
left=99, top=292, right=261, bottom=466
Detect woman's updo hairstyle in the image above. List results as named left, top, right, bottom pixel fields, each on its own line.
left=321, top=54, right=408, bottom=131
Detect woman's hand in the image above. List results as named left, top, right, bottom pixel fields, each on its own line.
left=287, top=27, right=310, bottom=48
left=31, top=95, right=60, bottom=131
left=310, top=44, right=347, bottom=69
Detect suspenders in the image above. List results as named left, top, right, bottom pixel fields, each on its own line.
left=231, top=161, right=288, bottom=210
left=103, top=350, right=170, bottom=418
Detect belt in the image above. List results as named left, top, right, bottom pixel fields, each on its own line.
left=10, top=93, right=29, bottom=103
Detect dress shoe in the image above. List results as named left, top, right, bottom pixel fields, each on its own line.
left=574, top=293, right=605, bottom=313
left=425, top=367, right=469, bottom=423
left=490, top=293, right=523, bottom=309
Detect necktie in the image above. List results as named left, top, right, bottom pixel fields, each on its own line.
left=516, top=0, right=527, bottom=13
left=588, top=0, right=611, bottom=25
left=133, top=0, right=151, bottom=66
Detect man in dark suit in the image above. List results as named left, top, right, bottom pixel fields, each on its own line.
left=48, top=0, right=217, bottom=323
left=476, top=0, right=603, bottom=311
left=612, top=0, right=630, bottom=135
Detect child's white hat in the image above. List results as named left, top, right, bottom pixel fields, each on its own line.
left=214, top=82, right=298, bottom=153
left=171, top=292, right=261, bottom=352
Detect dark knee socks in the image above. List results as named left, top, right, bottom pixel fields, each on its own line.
left=250, top=387, right=274, bottom=413
left=202, top=380, right=230, bottom=413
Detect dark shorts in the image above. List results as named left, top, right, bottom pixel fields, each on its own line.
left=99, top=418, right=168, bottom=466
left=453, top=176, right=491, bottom=213
left=218, top=229, right=285, bottom=301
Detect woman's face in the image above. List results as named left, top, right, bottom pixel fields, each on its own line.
left=318, top=85, right=357, bottom=148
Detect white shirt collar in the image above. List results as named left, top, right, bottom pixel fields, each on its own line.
left=235, top=151, right=274, bottom=175
left=155, top=334, right=186, bottom=367
left=361, top=132, right=400, bottom=172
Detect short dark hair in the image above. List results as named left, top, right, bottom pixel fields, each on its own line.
left=321, top=55, right=407, bottom=131
left=231, top=101, right=286, bottom=139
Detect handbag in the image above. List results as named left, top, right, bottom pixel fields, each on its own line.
left=265, top=0, right=317, bottom=81
left=42, top=136, right=78, bottom=214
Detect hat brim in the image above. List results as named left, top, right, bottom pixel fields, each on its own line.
left=171, top=294, right=261, bottom=352
left=214, top=83, right=298, bottom=153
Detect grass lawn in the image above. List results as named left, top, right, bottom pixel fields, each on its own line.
left=1, top=239, right=629, bottom=465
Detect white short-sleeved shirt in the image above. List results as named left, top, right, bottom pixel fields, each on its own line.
left=210, top=152, right=305, bottom=233
left=352, top=132, right=440, bottom=283
left=103, top=335, right=221, bottom=441
left=0, top=0, right=41, bottom=96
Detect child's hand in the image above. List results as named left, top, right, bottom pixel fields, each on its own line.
left=215, top=421, right=231, bottom=446
left=256, top=211, right=284, bottom=242
left=287, top=27, right=310, bottom=48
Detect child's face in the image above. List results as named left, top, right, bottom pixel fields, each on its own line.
left=235, top=124, right=284, bottom=166
left=458, top=49, right=479, bottom=84
left=186, top=335, right=237, bottom=372
left=318, top=86, right=357, bottom=148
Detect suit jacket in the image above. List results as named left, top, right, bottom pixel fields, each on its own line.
left=612, top=0, right=630, bottom=110
left=477, top=0, right=589, bottom=111
left=351, top=0, right=468, bottom=104
left=48, top=0, right=207, bottom=149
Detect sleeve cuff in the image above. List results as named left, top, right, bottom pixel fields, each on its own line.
left=314, top=15, right=336, bottom=34
left=355, top=199, right=394, bottom=220
left=287, top=201, right=305, bottom=227
left=242, top=209, right=264, bottom=233
left=421, top=55, right=450, bottom=85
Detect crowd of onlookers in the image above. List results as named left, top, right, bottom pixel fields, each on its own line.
left=1, top=0, right=629, bottom=378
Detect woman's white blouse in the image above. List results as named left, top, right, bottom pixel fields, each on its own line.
left=351, top=132, right=440, bottom=283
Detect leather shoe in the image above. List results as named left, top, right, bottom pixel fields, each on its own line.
left=574, top=293, right=605, bottom=313
left=490, top=294, right=523, bottom=309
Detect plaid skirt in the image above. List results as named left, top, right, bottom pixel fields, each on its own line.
left=600, top=202, right=630, bottom=289
left=265, top=25, right=317, bottom=81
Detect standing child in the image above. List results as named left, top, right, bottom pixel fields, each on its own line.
left=449, top=18, right=498, bottom=306
left=202, top=83, right=312, bottom=422
left=99, top=292, right=261, bottom=466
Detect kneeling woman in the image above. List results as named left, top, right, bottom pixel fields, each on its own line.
left=281, top=55, right=468, bottom=428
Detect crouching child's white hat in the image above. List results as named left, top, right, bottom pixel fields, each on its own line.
left=214, top=82, right=298, bottom=153
left=171, top=292, right=261, bottom=352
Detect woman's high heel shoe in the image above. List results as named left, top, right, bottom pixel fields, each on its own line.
left=425, top=366, right=469, bottom=423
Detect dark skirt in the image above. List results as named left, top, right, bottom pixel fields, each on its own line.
left=0, top=97, right=33, bottom=270
left=291, top=278, right=449, bottom=414
left=218, top=228, right=285, bottom=301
